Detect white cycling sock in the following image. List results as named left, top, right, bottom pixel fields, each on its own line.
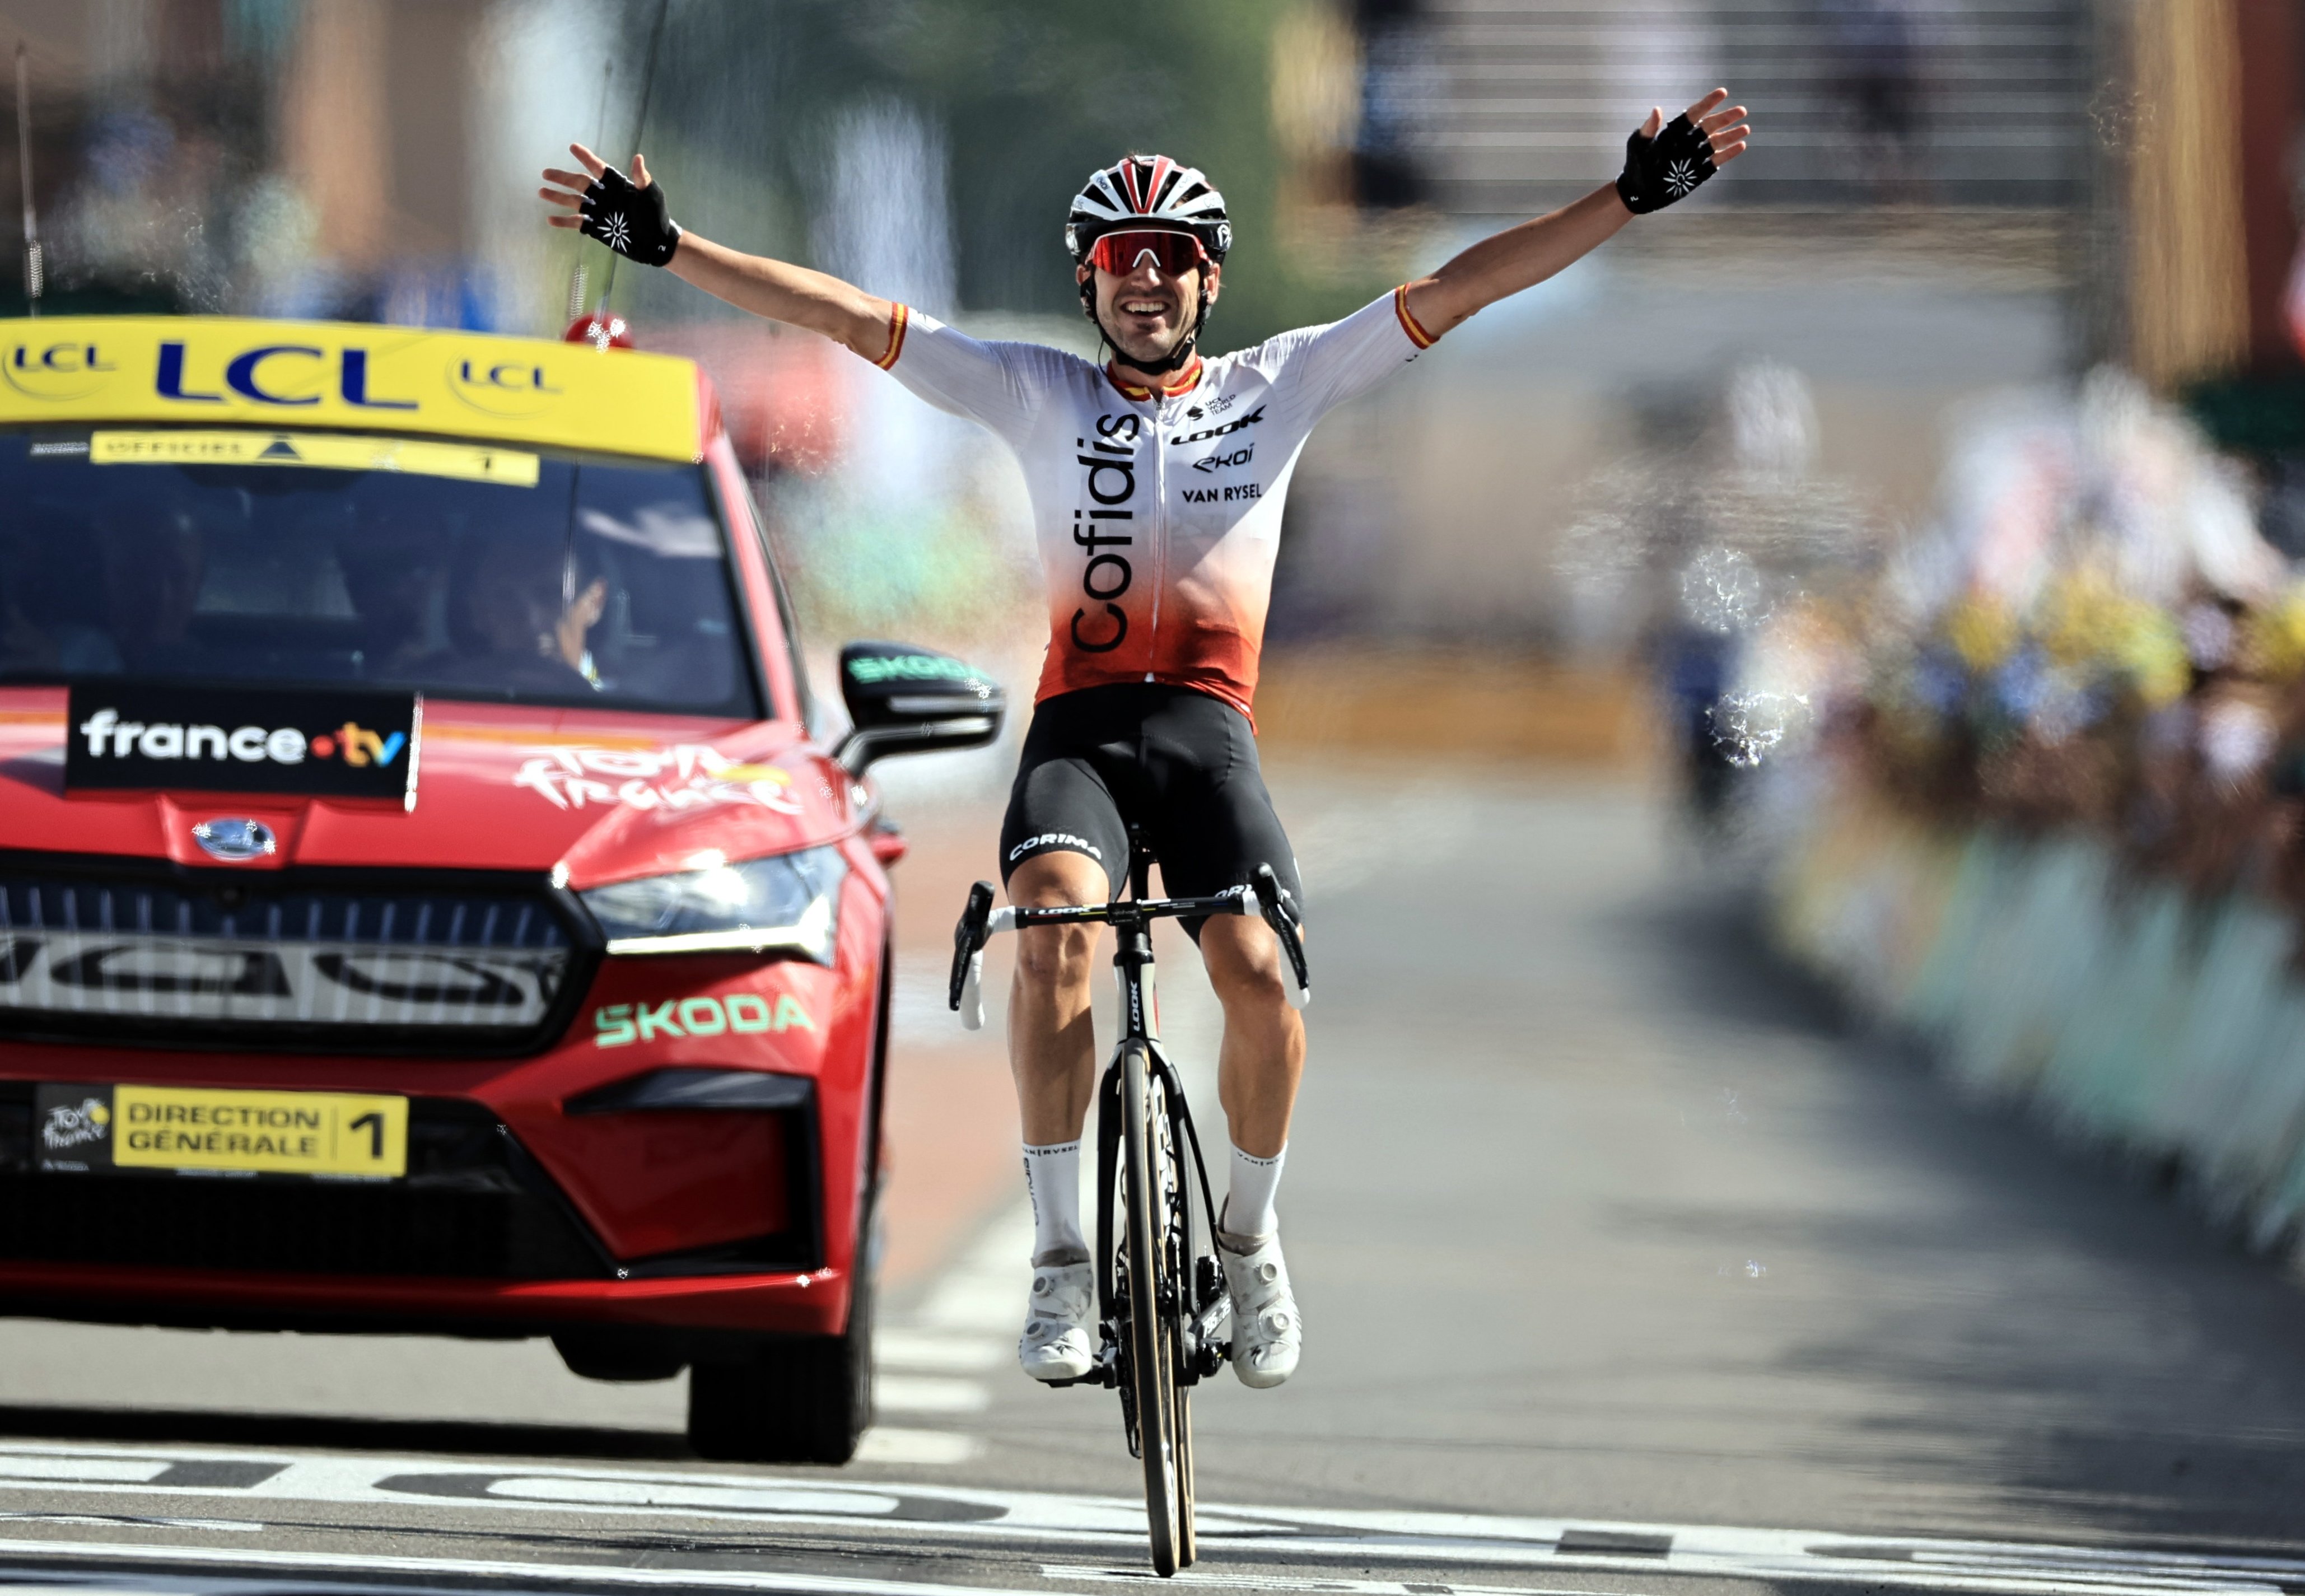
left=1224, top=1141, right=1286, bottom=1243
left=1023, top=1140, right=1087, bottom=1265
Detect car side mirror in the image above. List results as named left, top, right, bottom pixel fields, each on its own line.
left=832, top=642, right=1005, bottom=775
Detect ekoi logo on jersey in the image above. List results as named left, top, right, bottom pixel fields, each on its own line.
left=1071, top=412, right=1141, bottom=656
left=1191, top=442, right=1253, bottom=474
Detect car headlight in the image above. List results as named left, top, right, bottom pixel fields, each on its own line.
left=580, top=846, right=845, bottom=962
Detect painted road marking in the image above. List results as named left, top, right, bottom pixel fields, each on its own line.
left=852, top=1429, right=981, bottom=1467
left=0, top=1513, right=263, bottom=1533
left=912, top=1208, right=1032, bottom=1336
left=0, top=1441, right=2298, bottom=1595
left=0, top=1538, right=1062, bottom=1596
left=874, top=1376, right=990, bottom=1416
left=876, top=1330, right=1005, bottom=1373
left=1046, top=1569, right=1611, bottom=1595
left=0, top=1458, right=170, bottom=1485
left=864, top=1203, right=1027, bottom=1441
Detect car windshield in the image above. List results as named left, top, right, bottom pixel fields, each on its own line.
left=0, top=427, right=759, bottom=717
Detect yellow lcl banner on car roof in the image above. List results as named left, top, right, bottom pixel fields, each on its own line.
left=0, top=316, right=702, bottom=463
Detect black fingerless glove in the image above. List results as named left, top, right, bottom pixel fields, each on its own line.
left=580, top=163, right=682, bottom=266
left=1615, top=114, right=1717, bottom=214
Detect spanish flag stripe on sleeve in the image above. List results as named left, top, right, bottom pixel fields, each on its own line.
left=1393, top=284, right=1438, bottom=350
left=874, top=303, right=910, bottom=370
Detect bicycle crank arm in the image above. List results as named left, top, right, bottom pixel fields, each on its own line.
left=1184, top=1296, right=1232, bottom=1380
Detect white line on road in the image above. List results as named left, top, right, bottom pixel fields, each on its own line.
left=852, top=1429, right=982, bottom=1467
left=911, top=1208, right=1033, bottom=1336
left=875, top=1331, right=1005, bottom=1373
left=859, top=1204, right=1026, bottom=1446
left=0, top=1440, right=2296, bottom=1595
left=0, top=1513, right=263, bottom=1533
left=0, top=1537, right=1065, bottom=1596
left=0, top=1458, right=169, bottom=1484
left=872, top=1377, right=990, bottom=1416
left=1044, top=1565, right=1615, bottom=1595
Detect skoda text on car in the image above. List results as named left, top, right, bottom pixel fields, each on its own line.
left=0, top=315, right=1002, bottom=1464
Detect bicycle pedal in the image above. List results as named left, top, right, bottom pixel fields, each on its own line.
left=1044, top=1345, right=1118, bottom=1389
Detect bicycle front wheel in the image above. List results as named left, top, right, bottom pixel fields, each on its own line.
left=1121, top=1043, right=1184, bottom=1575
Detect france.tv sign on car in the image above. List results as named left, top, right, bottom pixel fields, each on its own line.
left=65, top=682, right=422, bottom=807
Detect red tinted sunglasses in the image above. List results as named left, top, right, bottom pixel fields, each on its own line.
left=1086, top=228, right=1209, bottom=277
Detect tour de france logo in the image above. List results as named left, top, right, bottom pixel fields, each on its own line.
left=40, top=1095, right=110, bottom=1153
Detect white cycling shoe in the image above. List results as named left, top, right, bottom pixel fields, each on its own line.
left=1019, top=1259, right=1095, bottom=1383
left=1218, top=1228, right=1300, bottom=1389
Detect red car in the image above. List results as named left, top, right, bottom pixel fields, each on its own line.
left=0, top=314, right=1002, bottom=1463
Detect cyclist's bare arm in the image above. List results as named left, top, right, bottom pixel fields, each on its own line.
left=1402, top=88, right=1749, bottom=340
left=665, top=233, right=893, bottom=361
left=540, top=144, right=893, bottom=362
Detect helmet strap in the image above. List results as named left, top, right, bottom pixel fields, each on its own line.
left=1084, top=278, right=1214, bottom=379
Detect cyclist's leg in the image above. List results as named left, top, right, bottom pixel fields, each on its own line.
left=1005, top=846, right=1112, bottom=1147
left=1199, top=912, right=1302, bottom=1160
left=1000, top=739, right=1127, bottom=1159
left=1000, top=735, right=1128, bottom=1383
left=1135, top=691, right=1307, bottom=1160
left=1137, top=690, right=1307, bottom=1388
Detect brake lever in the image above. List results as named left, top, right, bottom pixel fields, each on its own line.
left=1251, top=863, right=1310, bottom=1009
left=950, top=880, right=995, bottom=1029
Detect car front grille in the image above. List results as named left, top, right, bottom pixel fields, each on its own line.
left=0, top=1089, right=609, bottom=1280
left=0, top=858, right=590, bottom=1053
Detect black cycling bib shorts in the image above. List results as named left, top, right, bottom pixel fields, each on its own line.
left=998, top=683, right=1303, bottom=937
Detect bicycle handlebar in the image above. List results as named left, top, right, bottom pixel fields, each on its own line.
left=948, top=865, right=1309, bottom=1030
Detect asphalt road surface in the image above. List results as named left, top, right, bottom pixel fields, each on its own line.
left=6, top=762, right=2305, bottom=1596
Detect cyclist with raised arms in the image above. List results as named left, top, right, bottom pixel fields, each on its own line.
left=542, top=90, right=1750, bottom=1390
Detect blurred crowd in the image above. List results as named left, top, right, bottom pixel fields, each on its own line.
left=1696, top=367, right=2305, bottom=912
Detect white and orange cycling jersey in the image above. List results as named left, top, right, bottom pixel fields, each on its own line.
left=872, top=287, right=1438, bottom=722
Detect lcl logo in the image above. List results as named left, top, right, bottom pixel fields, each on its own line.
left=447, top=358, right=562, bottom=418
left=2, top=340, right=119, bottom=401
left=154, top=342, right=416, bottom=412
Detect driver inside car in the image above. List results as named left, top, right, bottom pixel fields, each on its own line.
left=438, top=536, right=611, bottom=694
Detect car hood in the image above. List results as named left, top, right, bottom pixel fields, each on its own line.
left=0, top=690, right=854, bottom=888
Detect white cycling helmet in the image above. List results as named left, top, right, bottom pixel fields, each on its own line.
left=1066, top=155, right=1230, bottom=372
left=1064, top=154, right=1231, bottom=265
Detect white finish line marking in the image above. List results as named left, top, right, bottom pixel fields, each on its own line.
left=0, top=1441, right=2298, bottom=1595
left=1045, top=1567, right=1609, bottom=1595
left=0, top=1539, right=1054, bottom=1596
left=0, top=1513, right=262, bottom=1534
left=0, top=1459, right=169, bottom=1485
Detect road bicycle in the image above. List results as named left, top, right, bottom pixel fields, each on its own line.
left=949, top=851, right=1309, bottom=1576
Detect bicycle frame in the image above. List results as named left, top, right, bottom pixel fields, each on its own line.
left=948, top=853, right=1307, bottom=1572
left=1086, top=848, right=1229, bottom=1393
left=948, top=855, right=1308, bottom=1382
